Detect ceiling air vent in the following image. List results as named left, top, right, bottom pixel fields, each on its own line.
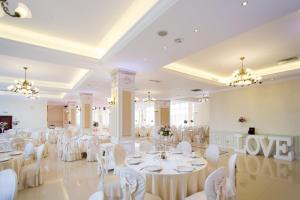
left=191, top=89, right=202, bottom=92
left=277, top=56, right=299, bottom=65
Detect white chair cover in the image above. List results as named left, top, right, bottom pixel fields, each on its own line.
left=139, top=141, right=153, bottom=153
left=206, top=167, right=226, bottom=200
left=97, top=152, right=121, bottom=200
left=61, top=136, right=81, bottom=162
left=19, top=144, right=45, bottom=190
left=113, top=144, right=126, bottom=175
left=177, top=141, right=192, bottom=154
left=205, top=144, right=220, bottom=163
left=119, top=167, right=161, bottom=200
left=205, top=144, right=220, bottom=175
left=184, top=167, right=226, bottom=200
left=0, top=169, right=17, bottom=200
left=23, top=142, right=35, bottom=165
left=226, top=154, right=237, bottom=199
left=87, top=136, right=99, bottom=162
left=88, top=191, right=104, bottom=200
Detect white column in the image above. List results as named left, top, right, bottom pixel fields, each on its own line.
left=154, top=100, right=170, bottom=128
left=110, top=69, right=136, bottom=154
left=80, top=93, right=93, bottom=134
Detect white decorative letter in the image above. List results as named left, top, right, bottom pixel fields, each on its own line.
left=259, top=137, right=276, bottom=158
left=272, top=136, right=294, bottom=161
left=245, top=135, right=262, bottom=155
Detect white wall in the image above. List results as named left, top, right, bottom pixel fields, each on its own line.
left=0, top=96, right=47, bottom=129
left=193, top=102, right=210, bottom=126
left=209, top=79, right=300, bottom=135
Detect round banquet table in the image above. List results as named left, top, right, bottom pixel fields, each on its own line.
left=0, top=151, right=24, bottom=178
left=125, top=151, right=207, bottom=200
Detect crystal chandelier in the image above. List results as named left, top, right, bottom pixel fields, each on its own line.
left=143, top=91, right=156, bottom=102
left=7, top=67, right=39, bottom=99
left=0, top=0, right=32, bottom=18
left=228, top=57, right=262, bottom=87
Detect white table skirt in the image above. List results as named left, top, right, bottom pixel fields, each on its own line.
left=0, top=153, right=24, bottom=178
left=126, top=152, right=207, bottom=200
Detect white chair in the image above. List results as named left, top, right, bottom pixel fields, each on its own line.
left=184, top=167, right=226, bottom=200
left=177, top=141, right=192, bottom=154
left=19, top=144, right=45, bottom=190
left=113, top=144, right=126, bottom=175
left=23, top=142, right=35, bottom=165
left=0, top=169, right=17, bottom=200
left=226, top=154, right=238, bottom=199
left=96, top=152, right=122, bottom=200
left=119, top=167, right=161, bottom=200
left=56, top=134, right=63, bottom=158
left=31, top=131, right=41, bottom=146
left=139, top=141, right=153, bottom=153
left=88, top=191, right=104, bottom=200
left=87, top=136, right=99, bottom=162
left=205, top=144, right=220, bottom=174
left=61, top=136, right=81, bottom=162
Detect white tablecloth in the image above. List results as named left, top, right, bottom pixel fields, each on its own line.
left=0, top=152, right=24, bottom=178
left=126, top=152, right=207, bottom=200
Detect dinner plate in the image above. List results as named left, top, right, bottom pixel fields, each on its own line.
left=131, top=154, right=142, bottom=158
left=176, top=166, right=194, bottom=172
left=127, top=159, right=143, bottom=165
left=9, top=151, right=23, bottom=156
left=0, top=149, right=12, bottom=153
left=145, top=165, right=162, bottom=172
left=0, top=157, right=11, bottom=162
left=191, top=159, right=205, bottom=166
left=171, top=150, right=183, bottom=154
left=147, top=151, right=159, bottom=155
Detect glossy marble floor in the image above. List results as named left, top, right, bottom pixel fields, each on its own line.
left=17, top=142, right=300, bottom=200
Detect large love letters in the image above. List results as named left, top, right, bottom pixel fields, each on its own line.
left=235, top=135, right=294, bottom=161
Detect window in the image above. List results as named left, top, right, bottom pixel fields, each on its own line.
left=170, top=101, right=189, bottom=126
left=135, top=102, right=154, bottom=127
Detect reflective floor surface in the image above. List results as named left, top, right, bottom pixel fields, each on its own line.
left=17, top=142, right=300, bottom=200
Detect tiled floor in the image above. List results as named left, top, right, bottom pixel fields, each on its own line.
left=17, top=143, right=300, bottom=200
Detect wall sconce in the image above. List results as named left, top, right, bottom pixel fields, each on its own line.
left=107, top=97, right=116, bottom=105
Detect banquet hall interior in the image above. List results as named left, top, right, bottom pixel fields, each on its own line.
left=0, top=0, right=300, bottom=200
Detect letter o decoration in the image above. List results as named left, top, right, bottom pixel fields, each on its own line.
left=246, top=136, right=261, bottom=155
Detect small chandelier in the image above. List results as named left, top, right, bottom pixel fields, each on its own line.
left=198, top=91, right=209, bottom=103
left=228, top=57, right=262, bottom=87
left=7, top=67, right=39, bottom=99
left=143, top=91, right=156, bottom=102
left=107, top=97, right=116, bottom=105
left=0, top=0, right=32, bottom=18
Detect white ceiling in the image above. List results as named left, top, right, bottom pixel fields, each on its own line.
left=177, top=11, right=300, bottom=76
left=2, top=0, right=133, bottom=45
left=0, top=0, right=300, bottom=105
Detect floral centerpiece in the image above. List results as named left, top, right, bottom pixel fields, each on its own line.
left=0, top=122, right=8, bottom=133
left=159, top=125, right=173, bottom=137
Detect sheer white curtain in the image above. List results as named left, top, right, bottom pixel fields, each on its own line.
left=135, top=102, right=154, bottom=127
left=170, top=101, right=189, bottom=126
left=102, top=108, right=110, bottom=128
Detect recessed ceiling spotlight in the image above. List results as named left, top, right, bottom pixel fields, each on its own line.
left=174, top=38, right=184, bottom=43
left=158, top=30, right=168, bottom=37
left=241, top=1, right=248, bottom=6
left=194, top=28, right=199, bottom=33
